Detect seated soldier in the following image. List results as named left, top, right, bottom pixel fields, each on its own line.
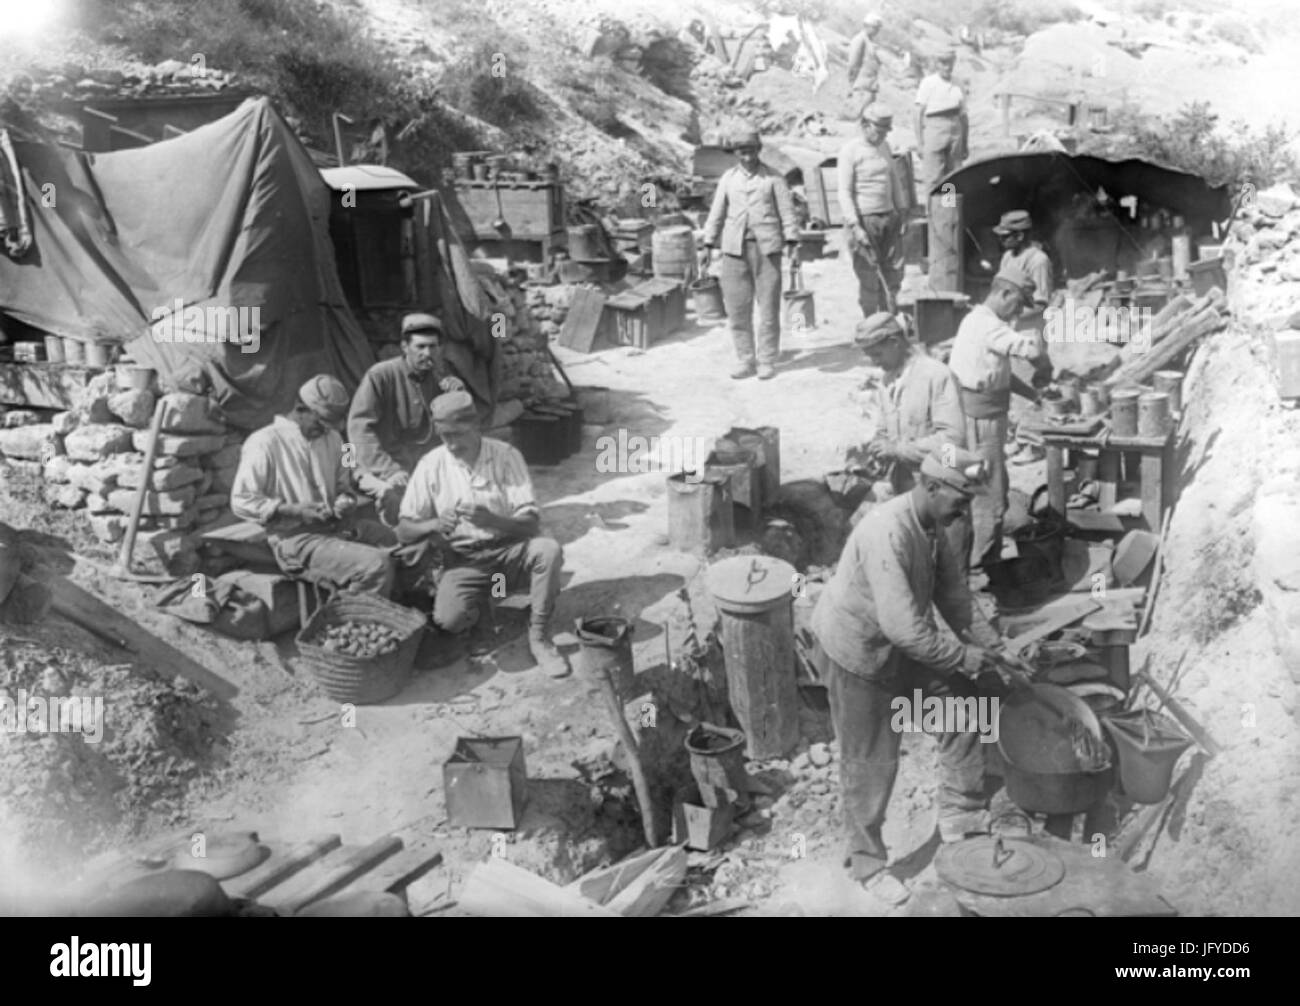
left=231, top=375, right=396, bottom=596
left=395, top=391, right=569, bottom=678
left=347, top=313, right=468, bottom=525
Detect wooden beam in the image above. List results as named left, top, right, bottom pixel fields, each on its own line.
left=262, top=837, right=404, bottom=915
left=222, top=834, right=341, bottom=901
left=331, top=838, right=444, bottom=901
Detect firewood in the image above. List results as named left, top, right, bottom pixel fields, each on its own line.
left=1106, top=309, right=1227, bottom=387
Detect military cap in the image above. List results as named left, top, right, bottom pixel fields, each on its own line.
left=401, top=313, right=444, bottom=337
left=430, top=389, right=478, bottom=425
left=860, top=102, right=893, bottom=125
left=298, top=375, right=349, bottom=427
left=992, top=262, right=1038, bottom=301
left=729, top=129, right=762, bottom=151
left=920, top=445, right=989, bottom=496
left=993, top=209, right=1033, bottom=234
left=854, top=312, right=904, bottom=349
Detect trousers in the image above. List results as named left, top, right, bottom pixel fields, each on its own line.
left=848, top=212, right=904, bottom=317
left=818, top=644, right=987, bottom=880
left=270, top=518, right=396, bottom=597
left=720, top=242, right=783, bottom=367
left=919, top=114, right=963, bottom=193
left=432, top=536, right=563, bottom=634
left=965, top=413, right=1009, bottom=567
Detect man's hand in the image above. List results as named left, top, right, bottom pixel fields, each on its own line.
left=388, top=470, right=410, bottom=491
left=958, top=644, right=995, bottom=680
left=332, top=494, right=358, bottom=520
left=435, top=512, right=459, bottom=537
left=456, top=503, right=501, bottom=530
left=279, top=501, right=332, bottom=523
left=439, top=376, right=465, bottom=393
left=867, top=436, right=899, bottom=462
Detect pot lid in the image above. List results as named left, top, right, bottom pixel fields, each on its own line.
left=935, top=837, right=1065, bottom=896
left=706, top=555, right=797, bottom=610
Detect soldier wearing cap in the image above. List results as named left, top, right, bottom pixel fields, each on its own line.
left=838, top=104, right=908, bottom=318
left=809, top=444, right=1005, bottom=898
left=846, top=13, right=885, bottom=109
left=702, top=128, right=800, bottom=381
left=231, top=375, right=396, bottom=596
left=994, top=209, right=1054, bottom=320
left=396, top=390, right=569, bottom=677
left=854, top=312, right=965, bottom=497
left=914, top=49, right=968, bottom=193
left=347, top=313, right=471, bottom=525
left=948, top=264, right=1052, bottom=567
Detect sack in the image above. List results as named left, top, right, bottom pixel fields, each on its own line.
left=157, top=571, right=296, bottom=641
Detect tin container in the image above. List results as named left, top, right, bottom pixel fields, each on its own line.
left=444, top=736, right=528, bottom=830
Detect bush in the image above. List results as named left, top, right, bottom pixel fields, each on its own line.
left=439, top=41, right=542, bottom=130
left=969, top=0, right=1085, bottom=35
left=1085, top=101, right=1300, bottom=189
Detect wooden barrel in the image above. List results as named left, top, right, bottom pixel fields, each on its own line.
left=667, top=473, right=733, bottom=552
left=705, top=555, right=799, bottom=759
left=652, top=224, right=696, bottom=282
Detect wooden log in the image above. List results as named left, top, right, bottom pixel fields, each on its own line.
left=458, top=858, right=620, bottom=918
left=330, top=838, right=444, bottom=901
left=567, top=847, right=660, bottom=904
left=264, top=837, right=404, bottom=915
left=222, top=834, right=343, bottom=901
left=603, top=846, right=687, bottom=917
left=592, top=659, right=660, bottom=847
left=1106, top=309, right=1226, bottom=388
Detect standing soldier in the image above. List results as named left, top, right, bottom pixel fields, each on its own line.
left=702, top=129, right=800, bottom=381
left=913, top=49, right=968, bottom=194
left=994, top=209, right=1055, bottom=329
left=809, top=446, right=1004, bottom=903
left=948, top=265, right=1051, bottom=568
left=846, top=13, right=885, bottom=114
left=838, top=104, right=907, bottom=319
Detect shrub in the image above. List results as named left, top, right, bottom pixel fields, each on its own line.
left=969, top=0, right=1085, bottom=35
left=439, top=41, right=542, bottom=130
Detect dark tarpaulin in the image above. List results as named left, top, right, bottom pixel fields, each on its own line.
left=0, top=97, right=374, bottom=430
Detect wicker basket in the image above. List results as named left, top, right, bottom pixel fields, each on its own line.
left=295, top=593, right=427, bottom=704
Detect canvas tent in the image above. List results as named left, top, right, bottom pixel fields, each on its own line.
left=0, top=97, right=375, bottom=429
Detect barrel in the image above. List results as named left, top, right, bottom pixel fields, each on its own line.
left=1138, top=391, right=1171, bottom=437
left=1109, top=388, right=1140, bottom=437
left=717, top=426, right=780, bottom=502
left=567, top=224, right=602, bottom=260
left=705, top=555, right=799, bottom=759
left=1153, top=370, right=1183, bottom=414
left=652, top=224, right=696, bottom=282
left=63, top=337, right=85, bottom=365
left=667, top=473, right=734, bottom=552
left=574, top=616, right=636, bottom=697
left=689, top=276, right=726, bottom=322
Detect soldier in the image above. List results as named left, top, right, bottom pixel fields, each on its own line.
left=914, top=49, right=968, bottom=193
left=838, top=104, right=908, bottom=318
left=994, top=209, right=1055, bottom=328
left=846, top=13, right=885, bottom=112
left=702, top=129, right=800, bottom=381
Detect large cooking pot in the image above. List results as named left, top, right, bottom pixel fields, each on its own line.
left=998, top=681, right=1113, bottom=815
left=1011, top=486, right=1068, bottom=574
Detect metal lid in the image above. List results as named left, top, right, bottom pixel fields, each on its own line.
left=706, top=555, right=797, bottom=612
left=935, top=837, right=1065, bottom=896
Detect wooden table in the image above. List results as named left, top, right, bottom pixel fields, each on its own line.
left=1040, top=428, right=1175, bottom=533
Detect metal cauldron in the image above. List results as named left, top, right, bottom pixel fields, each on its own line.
left=998, top=681, right=1114, bottom=815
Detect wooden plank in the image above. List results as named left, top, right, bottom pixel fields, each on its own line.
left=48, top=576, right=239, bottom=700
left=926, top=192, right=963, bottom=293
left=222, top=833, right=341, bottom=901
left=1098, top=451, right=1120, bottom=510
left=557, top=287, right=607, bottom=353
left=1140, top=451, right=1165, bottom=532
left=1004, top=597, right=1102, bottom=655
left=1066, top=509, right=1125, bottom=535
left=262, top=837, right=404, bottom=915
left=330, top=839, right=444, bottom=900
left=459, top=858, right=620, bottom=918
left=1045, top=445, right=1066, bottom=516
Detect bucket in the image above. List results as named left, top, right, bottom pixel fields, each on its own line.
left=43, top=335, right=65, bottom=363
left=85, top=342, right=115, bottom=369
left=717, top=426, right=780, bottom=502
left=782, top=289, right=815, bottom=331
left=114, top=365, right=156, bottom=393
left=797, top=232, right=826, bottom=263
left=705, top=447, right=761, bottom=519
left=1153, top=370, right=1183, bottom=413
left=1137, top=391, right=1171, bottom=437
left=667, top=472, right=734, bottom=552
left=567, top=224, right=602, bottom=260
left=684, top=723, right=749, bottom=809
left=1101, top=709, right=1193, bottom=803
left=652, top=224, right=696, bottom=282
left=1109, top=388, right=1140, bottom=436
left=62, top=338, right=86, bottom=365
left=1187, top=256, right=1226, bottom=297
left=689, top=276, right=726, bottom=322
left=574, top=616, right=636, bottom=696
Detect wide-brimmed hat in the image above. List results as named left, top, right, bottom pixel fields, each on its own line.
left=993, top=209, right=1033, bottom=235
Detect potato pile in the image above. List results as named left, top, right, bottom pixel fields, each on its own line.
left=318, top=620, right=401, bottom=658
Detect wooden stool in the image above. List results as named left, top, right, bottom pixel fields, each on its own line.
left=1042, top=429, right=1175, bottom=532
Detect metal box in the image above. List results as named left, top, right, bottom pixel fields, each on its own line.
left=444, top=736, right=528, bottom=830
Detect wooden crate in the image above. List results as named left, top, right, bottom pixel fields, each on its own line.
left=604, top=292, right=653, bottom=349
left=453, top=180, right=564, bottom=241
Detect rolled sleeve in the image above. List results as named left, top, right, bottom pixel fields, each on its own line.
left=988, top=325, right=1044, bottom=360
left=499, top=446, right=539, bottom=518
left=398, top=456, right=438, bottom=522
